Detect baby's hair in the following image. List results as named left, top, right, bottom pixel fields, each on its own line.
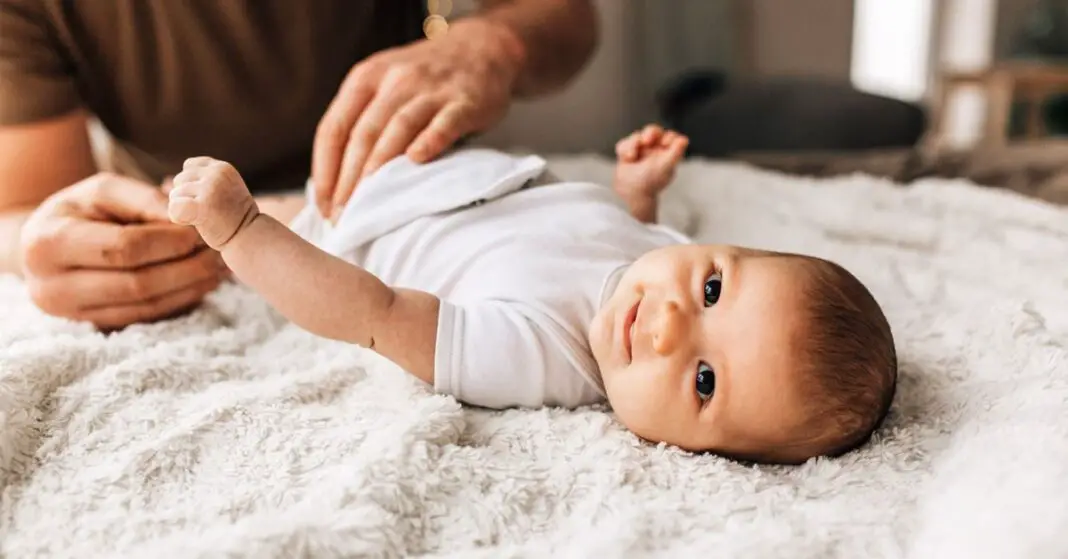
left=787, top=256, right=898, bottom=462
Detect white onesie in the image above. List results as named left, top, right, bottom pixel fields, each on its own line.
left=289, top=149, right=690, bottom=409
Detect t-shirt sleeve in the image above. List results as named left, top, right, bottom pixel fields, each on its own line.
left=0, top=0, right=82, bottom=124
left=434, top=299, right=593, bottom=409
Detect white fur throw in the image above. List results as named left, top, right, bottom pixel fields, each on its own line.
left=1, top=156, right=1066, bottom=557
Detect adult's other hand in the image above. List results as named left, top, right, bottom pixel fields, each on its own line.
left=20, top=173, right=226, bottom=330
left=311, top=19, right=525, bottom=221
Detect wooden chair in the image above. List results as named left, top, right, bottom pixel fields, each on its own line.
left=927, top=60, right=1068, bottom=149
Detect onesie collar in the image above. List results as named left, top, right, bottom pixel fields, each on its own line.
left=598, top=263, right=629, bottom=309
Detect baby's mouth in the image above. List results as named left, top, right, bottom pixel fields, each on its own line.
left=623, top=299, right=640, bottom=362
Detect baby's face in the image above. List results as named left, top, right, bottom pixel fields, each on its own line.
left=590, top=244, right=813, bottom=457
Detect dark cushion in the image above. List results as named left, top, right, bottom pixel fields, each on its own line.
left=657, top=69, right=927, bottom=157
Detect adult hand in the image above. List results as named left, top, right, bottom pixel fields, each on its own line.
left=312, top=19, right=525, bottom=221
left=20, top=173, right=227, bottom=330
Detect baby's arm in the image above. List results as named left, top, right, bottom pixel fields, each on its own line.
left=613, top=125, right=688, bottom=223
left=167, top=158, right=438, bottom=384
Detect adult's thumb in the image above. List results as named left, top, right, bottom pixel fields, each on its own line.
left=82, top=174, right=172, bottom=223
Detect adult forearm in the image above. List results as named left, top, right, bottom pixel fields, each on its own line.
left=0, top=209, right=32, bottom=276
left=474, top=0, right=598, bottom=97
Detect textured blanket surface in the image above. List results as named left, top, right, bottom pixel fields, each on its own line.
left=1, top=156, right=1067, bottom=558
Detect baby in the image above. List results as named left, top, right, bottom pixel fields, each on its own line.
left=168, top=125, right=897, bottom=465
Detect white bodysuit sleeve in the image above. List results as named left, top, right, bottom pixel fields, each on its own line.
left=434, top=300, right=600, bottom=409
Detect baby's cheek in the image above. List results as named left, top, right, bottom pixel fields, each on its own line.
left=588, top=311, right=611, bottom=365
left=607, top=388, right=672, bottom=445
left=625, top=362, right=680, bottom=409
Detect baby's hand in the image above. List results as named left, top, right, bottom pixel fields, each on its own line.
left=614, top=124, right=689, bottom=198
left=168, top=157, right=260, bottom=250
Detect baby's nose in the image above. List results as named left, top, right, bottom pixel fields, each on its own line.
left=652, top=301, right=686, bottom=355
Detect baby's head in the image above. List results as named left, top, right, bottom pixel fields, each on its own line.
left=589, top=244, right=897, bottom=464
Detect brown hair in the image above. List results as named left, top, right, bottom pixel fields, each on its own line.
left=784, top=256, right=898, bottom=461
left=710, top=255, right=898, bottom=466
left=690, top=254, right=898, bottom=468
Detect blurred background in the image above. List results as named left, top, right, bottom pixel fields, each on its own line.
left=461, top=0, right=1068, bottom=204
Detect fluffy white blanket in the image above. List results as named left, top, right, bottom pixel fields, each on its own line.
left=1, top=156, right=1066, bottom=558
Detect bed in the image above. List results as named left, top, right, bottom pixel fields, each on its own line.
left=1, top=154, right=1066, bottom=557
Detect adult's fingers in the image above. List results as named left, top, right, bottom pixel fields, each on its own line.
left=60, top=173, right=171, bottom=224
left=359, top=95, right=440, bottom=182
left=22, top=218, right=205, bottom=273
left=330, top=88, right=418, bottom=220
left=81, top=248, right=224, bottom=309
left=33, top=247, right=224, bottom=312
left=407, top=100, right=474, bottom=164
left=312, top=79, right=377, bottom=217
left=79, top=276, right=223, bottom=331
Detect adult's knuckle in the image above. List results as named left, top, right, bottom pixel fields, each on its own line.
left=451, top=96, right=479, bottom=114
left=27, top=280, right=66, bottom=316
left=98, top=243, right=130, bottom=268
left=98, top=170, right=124, bottom=190
left=20, top=219, right=65, bottom=272
left=75, top=173, right=108, bottom=198
left=346, top=61, right=374, bottom=83
left=20, top=236, right=53, bottom=273
left=350, top=79, right=376, bottom=100
left=101, top=228, right=140, bottom=267
left=350, top=124, right=378, bottom=146
left=317, top=118, right=346, bottom=144
left=383, top=65, right=420, bottom=89
left=422, top=128, right=449, bottom=146
left=393, top=107, right=421, bottom=131
left=195, top=253, right=217, bottom=276
left=341, top=67, right=379, bottom=97
left=123, top=273, right=152, bottom=301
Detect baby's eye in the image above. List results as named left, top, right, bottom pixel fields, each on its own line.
left=696, top=362, right=716, bottom=403
left=703, top=272, right=722, bottom=307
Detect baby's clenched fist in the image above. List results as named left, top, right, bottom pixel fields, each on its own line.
left=614, top=124, right=689, bottom=198
left=168, top=157, right=259, bottom=250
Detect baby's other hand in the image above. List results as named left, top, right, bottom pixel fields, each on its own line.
left=168, top=157, right=260, bottom=250
left=614, top=124, right=689, bottom=198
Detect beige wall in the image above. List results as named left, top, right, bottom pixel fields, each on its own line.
left=746, top=0, right=854, bottom=79
left=476, top=0, right=630, bottom=154
left=478, top=0, right=857, bottom=154
left=994, top=0, right=1038, bottom=58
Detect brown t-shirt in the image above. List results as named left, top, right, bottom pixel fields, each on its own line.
left=0, top=0, right=426, bottom=192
